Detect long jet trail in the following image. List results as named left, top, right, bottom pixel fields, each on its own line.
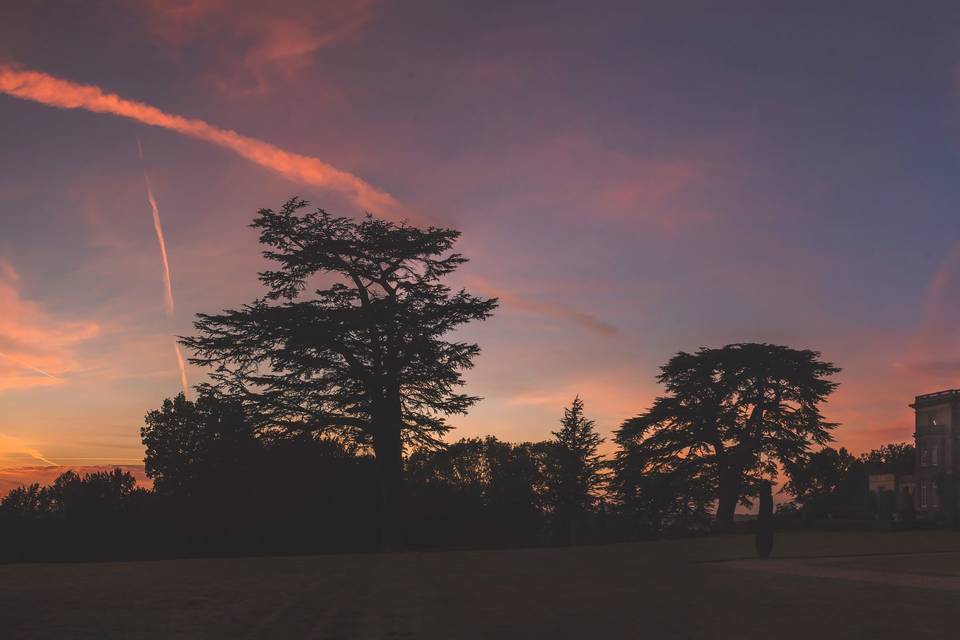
left=138, top=138, right=175, bottom=317
left=138, top=138, right=189, bottom=398
left=27, top=448, right=58, bottom=467
left=173, top=341, right=190, bottom=399
left=0, top=351, right=60, bottom=381
left=0, top=65, right=399, bottom=215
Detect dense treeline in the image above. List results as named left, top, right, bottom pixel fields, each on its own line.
left=781, top=443, right=915, bottom=520
left=0, top=394, right=609, bottom=561
left=0, top=399, right=915, bottom=563
left=0, top=202, right=918, bottom=562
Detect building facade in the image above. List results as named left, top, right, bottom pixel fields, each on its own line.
left=911, top=389, right=960, bottom=519
left=867, top=472, right=915, bottom=519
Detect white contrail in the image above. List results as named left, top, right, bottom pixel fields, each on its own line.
left=0, top=64, right=400, bottom=215
left=0, top=434, right=59, bottom=466
left=137, top=137, right=189, bottom=398
left=173, top=341, right=190, bottom=399
left=138, top=144, right=176, bottom=316
left=27, top=449, right=58, bottom=466
left=0, top=351, right=60, bottom=381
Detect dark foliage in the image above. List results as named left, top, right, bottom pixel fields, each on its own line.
left=782, top=446, right=870, bottom=519
left=1, top=391, right=382, bottom=562
left=781, top=443, right=916, bottom=521
left=0, top=469, right=149, bottom=562
left=612, top=343, right=839, bottom=531
left=406, top=437, right=548, bottom=547
left=608, top=446, right=715, bottom=537
left=858, top=442, right=915, bottom=474
left=141, top=391, right=255, bottom=498
left=180, top=199, right=497, bottom=548
left=1, top=398, right=625, bottom=560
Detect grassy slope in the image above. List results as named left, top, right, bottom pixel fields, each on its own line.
left=3, top=531, right=960, bottom=639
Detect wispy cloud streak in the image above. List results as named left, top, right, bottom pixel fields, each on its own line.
left=467, top=277, right=619, bottom=337
left=0, top=259, right=98, bottom=391
left=0, top=65, right=398, bottom=214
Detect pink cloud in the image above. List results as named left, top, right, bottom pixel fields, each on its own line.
left=0, top=182, right=30, bottom=202
left=466, top=276, right=618, bottom=337
left=894, top=241, right=960, bottom=389
left=0, top=259, right=99, bottom=390
left=133, top=0, right=378, bottom=95
left=414, top=130, right=720, bottom=234
left=594, top=160, right=702, bottom=223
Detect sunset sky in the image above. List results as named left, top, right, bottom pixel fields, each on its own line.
left=2, top=2, right=960, bottom=486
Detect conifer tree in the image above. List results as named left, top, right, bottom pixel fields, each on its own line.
left=546, top=396, right=605, bottom=545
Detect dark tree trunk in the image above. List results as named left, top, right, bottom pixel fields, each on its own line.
left=372, top=420, right=404, bottom=551
left=717, top=403, right=765, bottom=533
left=755, top=480, right=774, bottom=558
left=714, top=470, right=741, bottom=532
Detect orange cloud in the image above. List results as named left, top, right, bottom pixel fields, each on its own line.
left=466, top=276, right=618, bottom=337
left=0, top=259, right=99, bottom=390
left=0, top=65, right=399, bottom=215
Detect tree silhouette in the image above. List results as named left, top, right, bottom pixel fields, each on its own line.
left=783, top=446, right=866, bottom=519
left=141, top=391, right=255, bottom=498
left=614, top=343, right=839, bottom=531
left=407, top=437, right=547, bottom=547
left=181, top=199, right=497, bottom=548
left=858, top=443, right=914, bottom=474
left=0, top=483, right=45, bottom=516
left=545, top=396, right=605, bottom=545
left=0, top=468, right=144, bottom=562
left=610, top=429, right=715, bottom=536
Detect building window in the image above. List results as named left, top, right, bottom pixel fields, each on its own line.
left=933, top=444, right=940, bottom=466
left=921, top=446, right=930, bottom=466
left=933, top=482, right=939, bottom=508
left=921, top=482, right=928, bottom=508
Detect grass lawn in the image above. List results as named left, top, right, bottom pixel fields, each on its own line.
left=3, top=531, right=960, bottom=639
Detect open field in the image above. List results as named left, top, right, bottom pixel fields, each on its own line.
left=4, top=531, right=960, bottom=639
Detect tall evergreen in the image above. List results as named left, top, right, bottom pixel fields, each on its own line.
left=546, top=396, right=605, bottom=545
